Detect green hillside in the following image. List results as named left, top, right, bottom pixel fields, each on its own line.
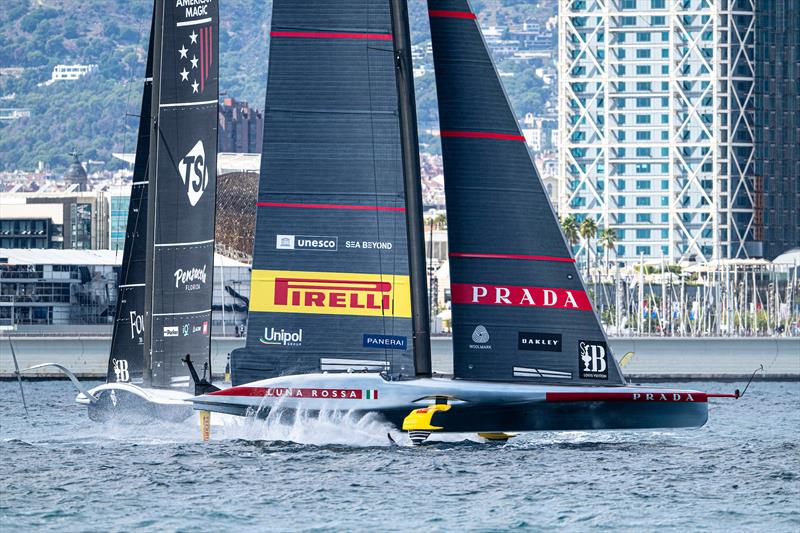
left=0, top=0, right=556, bottom=171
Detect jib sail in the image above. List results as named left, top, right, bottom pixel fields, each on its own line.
left=105, top=13, right=154, bottom=386
left=143, top=0, right=219, bottom=389
left=428, top=0, right=625, bottom=384
left=231, top=0, right=423, bottom=384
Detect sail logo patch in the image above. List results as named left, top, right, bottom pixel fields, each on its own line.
left=174, top=7, right=214, bottom=94
left=518, top=332, right=562, bottom=352
left=469, top=325, right=492, bottom=350
left=174, top=264, right=207, bottom=291
left=578, top=340, right=609, bottom=380
left=259, top=326, right=303, bottom=346
left=363, top=334, right=407, bottom=350
left=112, top=359, right=130, bottom=382
left=187, top=321, right=209, bottom=335
left=214, top=386, right=379, bottom=400
left=129, top=310, right=144, bottom=341
left=163, top=326, right=179, bottom=337
left=249, top=270, right=412, bottom=318
left=345, top=240, right=393, bottom=250
left=276, top=235, right=338, bottom=251
left=180, top=140, right=209, bottom=206
left=451, top=283, right=592, bottom=310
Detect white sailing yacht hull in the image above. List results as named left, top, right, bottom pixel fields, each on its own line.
left=76, top=383, right=195, bottom=423
left=191, top=373, right=710, bottom=433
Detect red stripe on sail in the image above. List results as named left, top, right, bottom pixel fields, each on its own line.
left=451, top=283, right=593, bottom=311
left=257, top=201, right=405, bottom=212
left=209, top=26, right=213, bottom=66
left=546, top=392, right=708, bottom=403
left=204, top=27, right=207, bottom=91
left=450, top=252, right=575, bottom=263
left=200, top=28, right=205, bottom=93
left=440, top=130, right=526, bottom=141
left=429, top=10, right=477, bottom=19
left=270, top=31, right=392, bottom=41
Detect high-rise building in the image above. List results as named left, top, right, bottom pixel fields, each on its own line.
left=218, top=97, right=263, bottom=154
left=558, top=0, right=756, bottom=265
left=754, top=0, right=799, bottom=259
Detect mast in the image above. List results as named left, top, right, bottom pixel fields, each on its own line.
left=105, top=9, right=155, bottom=385
left=142, top=0, right=165, bottom=387
left=390, top=0, right=432, bottom=376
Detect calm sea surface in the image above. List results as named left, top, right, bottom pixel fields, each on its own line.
left=1, top=380, right=798, bottom=532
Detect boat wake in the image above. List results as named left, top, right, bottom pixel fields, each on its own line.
left=212, top=407, right=401, bottom=447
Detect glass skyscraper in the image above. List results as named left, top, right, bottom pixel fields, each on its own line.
left=754, top=0, right=799, bottom=259
left=558, top=0, right=757, bottom=265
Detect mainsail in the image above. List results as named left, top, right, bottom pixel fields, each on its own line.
left=231, top=0, right=425, bottom=384
left=143, top=0, right=219, bottom=389
left=428, top=0, right=625, bottom=384
left=105, top=15, right=154, bottom=385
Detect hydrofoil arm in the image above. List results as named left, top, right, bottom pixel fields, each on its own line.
left=22, top=363, right=99, bottom=403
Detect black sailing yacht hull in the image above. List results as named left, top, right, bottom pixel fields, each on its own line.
left=77, top=383, right=194, bottom=423
left=190, top=373, right=709, bottom=432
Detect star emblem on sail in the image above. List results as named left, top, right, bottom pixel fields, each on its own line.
left=178, top=25, right=213, bottom=94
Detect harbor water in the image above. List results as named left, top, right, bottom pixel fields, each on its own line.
left=1, top=380, right=798, bottom=531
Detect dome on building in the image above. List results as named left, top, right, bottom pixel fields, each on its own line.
left=65, top=151, right=88, bottom=191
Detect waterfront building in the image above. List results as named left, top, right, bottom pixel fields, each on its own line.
left=0, top=191, right=109, bottom=249
left=558, top=0, right=756, bottom=265
left=753, top=0, right=799, bottom=260
left=218, top=97, right=263, bottom=154
left=0, top=249, right=250, bottom=333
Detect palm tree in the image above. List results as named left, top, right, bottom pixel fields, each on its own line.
left=560, top=215, right=580, bottom=250
left=597, top=228, right=618, bottom=275
left=579, top=217, right=598, bottom=282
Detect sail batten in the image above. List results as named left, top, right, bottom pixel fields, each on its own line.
left=429, top=0, right=625, bottom=385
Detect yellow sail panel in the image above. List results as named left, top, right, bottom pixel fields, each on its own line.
left=249, top=270, right=412, bottom=318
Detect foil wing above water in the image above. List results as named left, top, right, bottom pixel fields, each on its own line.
left=428, top=0, right=625, bottom=385
left=231, top=0, right=416, bottom=384
left=106, top=13, right=154, bottom=386
left=145, top=0, right=219, bottom=390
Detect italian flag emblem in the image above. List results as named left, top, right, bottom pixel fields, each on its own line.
left=364, top=389, right=379, bottom=400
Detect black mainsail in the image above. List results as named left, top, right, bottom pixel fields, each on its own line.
left=231, top=0, right=428, bottom=384
left=105, top=15, right=154, bottom=385
left=143, top=0, right=219, bottom=389
left=428, top=0, right=625, bottom=384
left=188, top=0, right=727, bottom=437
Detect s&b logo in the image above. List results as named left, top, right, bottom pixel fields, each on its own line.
left=180, top=140, right=209, bottom=206
left=578, top=340, right=609, bottom=380
left=112, top=358, right=129, bottom=383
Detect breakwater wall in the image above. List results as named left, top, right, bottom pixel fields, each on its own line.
left=1, top=336, right=798, bottom=380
